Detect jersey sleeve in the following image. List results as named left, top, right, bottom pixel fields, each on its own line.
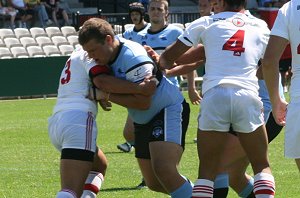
left=270, top=3, right=289, bottom=40
left=125, top=56, right=154, bottom=83
left=178, top=17, right=208, bottom=47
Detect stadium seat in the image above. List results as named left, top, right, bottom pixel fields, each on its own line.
left=0, top=47, right=13, bottom=59
left=67, top=35, right=79, bottom=48
left=45, top=27, right=63, bottom=38
left=0, top=28, right=16, bottom=39
left=60, top=26, right=77, bottom=37
left=43, top=45, right=62, bottom=56
left=59, top=44, right=74, bottom=56
left=51, top=36, right=70, bottom=47
left=29, top=27, right=48, bottom=39
left=114, top=24, right=123, bottom=34
left=36, top=36, right=54, bottom=47
left=20, top=37, right=39, bottom=48
left=26, top=46, right=46, bottom=57
left=0, top=39, right=6, bottom=47
left=124, top=24, right=134, bottom=31
left=14, top=28, right=32, bottom=39
left=10, top=46, right=29, bottom=58
left=3, top=37, right=23, bottom=48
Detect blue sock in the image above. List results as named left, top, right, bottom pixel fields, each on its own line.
left=170, top=180, right=193, bottom=198
left=239, top=177, right=254, bottom=198
left=214, top=173, right=229, bottom=189
left=213, top=173, right=229, bottom=198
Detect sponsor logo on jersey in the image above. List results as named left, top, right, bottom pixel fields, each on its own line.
left=152, top=126, right=163, bottom=138
left=232, top=17, right=245, bottom=27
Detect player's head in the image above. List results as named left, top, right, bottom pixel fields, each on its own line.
left=198, top=0, right=212, bottom=16
left=128, top=2, right=145, bottom=25
left=224, top=0, right=246, bottom=10
left=79, top=18, right=116, bottom=65
left=148, top=0, right=169, bottom=25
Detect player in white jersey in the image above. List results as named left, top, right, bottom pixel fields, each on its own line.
left=159, top=0, right=276, bottom=197
left=79, top=17, right=193, bottom=198
left=262, top=0, right=300, bottom=170
left=48, top=44, right=156, bottom=197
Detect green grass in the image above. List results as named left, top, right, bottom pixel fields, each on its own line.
left=0, top=92, right=299, bottom=197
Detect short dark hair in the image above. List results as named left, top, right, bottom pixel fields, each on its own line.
left=224, top=0, right=246, bottom=9
left=78, top=18, right=115, bottom=46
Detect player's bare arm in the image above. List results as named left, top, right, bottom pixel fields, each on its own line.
left=262, top=35, right=289, bottom=125
left=92, top=74, right=157, bottom=96
left=159, top=40, right=191, bottom=69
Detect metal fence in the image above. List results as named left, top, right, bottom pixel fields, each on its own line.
left=73, top=11, right=201, bottom=32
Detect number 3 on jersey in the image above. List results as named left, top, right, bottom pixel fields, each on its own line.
left=60, top=59, right=71, bottom=84
left=222, top=30, right=245, bottom=56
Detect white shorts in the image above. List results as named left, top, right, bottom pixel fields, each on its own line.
left=198, top=85, right=264, bottom=133
left=48, top=110, right=97, bottom=152
left=285, top=97, right=300, bottom=158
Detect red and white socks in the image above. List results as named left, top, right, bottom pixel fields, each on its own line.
left=81, top=171, right=104, bottom=198
left=253, top=172, right=275, bottom=198
left=192, top=179, right=214, bottom=198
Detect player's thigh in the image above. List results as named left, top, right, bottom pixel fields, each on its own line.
left=237, top=125, right=269, bottom=174
left=285, top=99, right=300, bottom=158
left=218, top=133, right=247, bottom=170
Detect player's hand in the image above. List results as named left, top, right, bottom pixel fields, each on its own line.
left=144, top=45, right=160, bottom=64
left=188, top=88, right=202, bottom=105
left=139, top=76, right=158, bottom=96
left=99, top=99, right=112, bottom=111
left=272, top=99, right=288, bottom=126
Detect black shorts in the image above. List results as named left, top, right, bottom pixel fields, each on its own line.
left=134, top=100, right=190, bottom=159
left=279, top=58, right=292, bottom=73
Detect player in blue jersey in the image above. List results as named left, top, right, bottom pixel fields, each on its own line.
left=122, top=2, right=150, bottom=41
left=117, top=2, right=150, bottom=155
left=78, top=17, right=193, bottom=198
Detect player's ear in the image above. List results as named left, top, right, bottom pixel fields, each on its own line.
left=105, top=35, right=113, bottom=45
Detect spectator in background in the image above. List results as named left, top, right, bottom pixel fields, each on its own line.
left=25, top=0, right=53, bottom=28
left=9, top=0, right=33, bottom=28
left=0, top=0, right=17, bottom=28
left=42, top=0, right=70, bottom=27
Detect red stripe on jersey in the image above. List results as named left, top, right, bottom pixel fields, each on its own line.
left=90, top=65, right=110, bottom=77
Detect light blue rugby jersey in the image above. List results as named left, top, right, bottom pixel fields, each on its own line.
left=134, top=24, right=183, bottom=87
left=109, top=37, right=184, bottom=124
left=122, top=23, right=150, bottom=41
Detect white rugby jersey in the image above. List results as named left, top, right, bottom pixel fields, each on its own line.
left=53, top=47, right=98, bottom=116
left=179, top=11, right=270, bottom=94
left=271, top=0, right=300, bottom=98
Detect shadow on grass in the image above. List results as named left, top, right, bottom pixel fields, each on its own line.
left=101, top=186, right=146, bottom=192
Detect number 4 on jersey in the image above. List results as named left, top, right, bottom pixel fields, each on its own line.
left=222, top=30, right=245, bottom=56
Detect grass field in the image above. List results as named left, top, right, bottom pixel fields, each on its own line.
left=0, top=92, right=299, bottom=198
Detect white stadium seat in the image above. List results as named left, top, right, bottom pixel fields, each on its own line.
left=14, top=28, right=32, bottom=39
left=4, top=37, right=23, bottom=48
left=27, top=46, right=46, bottom=57
left=60, top=26, right=77, bottom=37
left=10, top=46, right=29, bottom=58
left=20, top=37, right=39, bottom=48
